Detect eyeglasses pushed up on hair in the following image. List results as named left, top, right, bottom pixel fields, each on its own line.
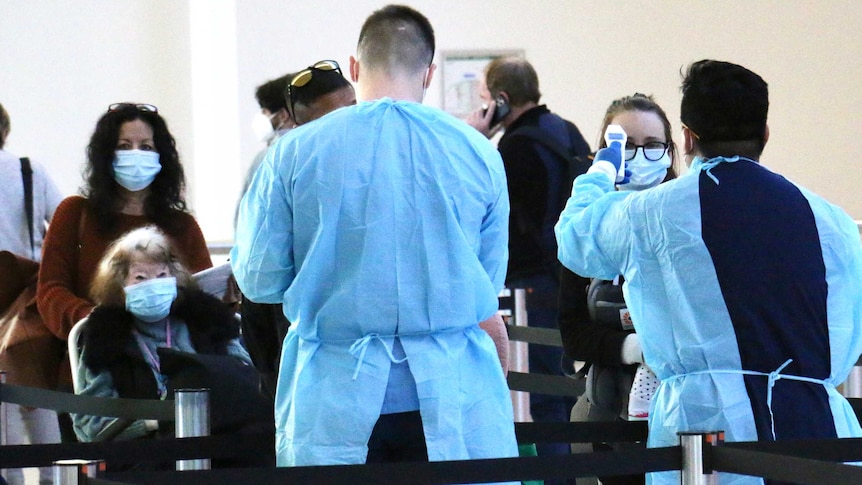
left=625, top=142, right=668, bottom=161
left=107, top=103, right=158, bottom=113
left=285, top=60, right=342, bottom=121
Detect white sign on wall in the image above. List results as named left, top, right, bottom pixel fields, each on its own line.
left=440, top=49, right=524, bottom=119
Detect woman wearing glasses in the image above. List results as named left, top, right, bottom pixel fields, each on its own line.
left=37, top=103, right=212, bottom=440
left=559, top=93, right=676, bottom=485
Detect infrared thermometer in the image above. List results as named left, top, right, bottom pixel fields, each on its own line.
left=603, top=124, right=627, bottom=183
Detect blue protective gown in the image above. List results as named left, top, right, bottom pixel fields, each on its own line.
left=555, top=157, right=862, bottom=485
left=231, top=99, right=519, bottom=469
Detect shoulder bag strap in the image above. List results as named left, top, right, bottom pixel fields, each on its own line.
left=78, top=200, right=87, bottom=250
left=20, top=157, right=34, bottom=258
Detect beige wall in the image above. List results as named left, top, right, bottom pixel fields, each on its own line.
left=2, top=0, right=860, bottom=244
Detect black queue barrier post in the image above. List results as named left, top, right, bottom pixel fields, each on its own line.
left=52, top=459, right=104, bottom=484
left=175, top=388, right=211, bottom=471
left=679, top=431, right=723, bottom=485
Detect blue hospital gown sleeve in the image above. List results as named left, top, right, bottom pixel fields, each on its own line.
left=231, top=150, right=295, bottom=304
left=554, top=171, right=633, bottom=281
left=479, top=157, right=510, bottom=294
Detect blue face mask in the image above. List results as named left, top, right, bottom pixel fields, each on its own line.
left=113, top=150, right=161, bottom=191
left=125, top=277, right=177, bottom=322
left=619, top=151, right=671, bottom=191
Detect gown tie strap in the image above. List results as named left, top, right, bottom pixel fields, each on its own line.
left=666, top=359, right=829, bottom=440
left=348, top=333, right=408, bottom=380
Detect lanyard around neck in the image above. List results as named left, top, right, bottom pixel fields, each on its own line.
left=132, top=319, right=172, bottom=372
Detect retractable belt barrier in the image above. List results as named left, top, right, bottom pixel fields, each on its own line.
left=9, top=435, right=862, bottom=485
left=7, top=387, right=862, bottom=483
left=57, top=438, right=862, bottom=485
left=504, top=323, right=585, bottom=396
left=0, top=381, right=647, bottom=470
left=101, top=447, right=680, bottom=485
left=0, top=434, right=271, bottom=469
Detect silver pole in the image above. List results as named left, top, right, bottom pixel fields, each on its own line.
left=175, top=388, right=211, bottom=471
left=843, top=365, right=862, bottom=397
left=52, top=459, right=103, bottom=485
left=679, top=432, right=722, bottom=485
left=509, top=288, right=531, bottom=422
left=679, top=433, right=706, bottom=485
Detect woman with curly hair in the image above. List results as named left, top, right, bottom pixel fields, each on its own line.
left=36, top=103, right=212, bottom=440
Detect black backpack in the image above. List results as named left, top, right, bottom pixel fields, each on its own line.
left=505, top=125, right=592, bottom=213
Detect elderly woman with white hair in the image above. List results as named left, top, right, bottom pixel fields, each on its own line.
left=72, top=225, right=253, bottom=443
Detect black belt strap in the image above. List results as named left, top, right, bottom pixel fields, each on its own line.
left=507, top=371, right=583, bottom=397
left=506, top=324, right=562, bottom=347
left=1, top=383, right=174, bottom=420
left=722, top=436, right=862, bottom=462
left=0, top=434, right=270, bottom=468
left=515, top=420, right=647, bottom=444
left=103, top=447, right=680, bottom=485
left=713, top=445, right=862, bottom=485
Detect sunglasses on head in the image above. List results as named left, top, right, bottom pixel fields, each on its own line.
left=285, top=60, right=342, bottom=121
left=108, top=103, right=158, bottom=113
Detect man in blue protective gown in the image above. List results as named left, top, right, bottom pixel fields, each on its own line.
left=231, top=4, right=519, bottom=472
left=555, top=59, right=862, bottom=485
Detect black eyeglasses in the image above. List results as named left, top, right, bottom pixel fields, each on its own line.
left=624, top=142, right=668, bottom=161
left=108, top=103, right=158, bottom=113
left=285, top=60, right=342, bottom=121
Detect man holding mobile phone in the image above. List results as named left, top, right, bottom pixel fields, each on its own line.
left=467, top=56, right=590, bottom=481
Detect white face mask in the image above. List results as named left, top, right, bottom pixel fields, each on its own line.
left=252, top=112, right=278, bottom=144
left=112, top=150, right=162, bottom=192
left=124, top=277, right=177, bottom=322
left=619, top=151, right=671, bottom=191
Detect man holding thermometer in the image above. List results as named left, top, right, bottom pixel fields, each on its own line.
left=556, top=59, right=862, bottom=485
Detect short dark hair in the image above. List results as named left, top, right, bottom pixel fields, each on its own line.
left=0, top=102, right=9, bottom=149
left=357, top=4, right=435, bottom=74
left=484, top=57, right=541, bottom=106
left=255, top=73, right=294, bottom=113
left=289, top=68, right=352, bottom=111
left=680, top=59, right=769, bottom=158
left=84, top=104, right=188, bottom=234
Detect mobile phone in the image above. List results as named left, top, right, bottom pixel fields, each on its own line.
left=483, top=95, right=511, bottom=126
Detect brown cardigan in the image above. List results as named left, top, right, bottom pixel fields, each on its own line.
left=36, top=195, right=212, bottom=341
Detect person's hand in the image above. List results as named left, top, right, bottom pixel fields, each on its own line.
left=465, top=103, right=502, bottom=139
left=593, top=145, right=630, bottom=185
left=479, top=312, right=509, bottom=376
left=620, top=333, right=644, bottom=365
